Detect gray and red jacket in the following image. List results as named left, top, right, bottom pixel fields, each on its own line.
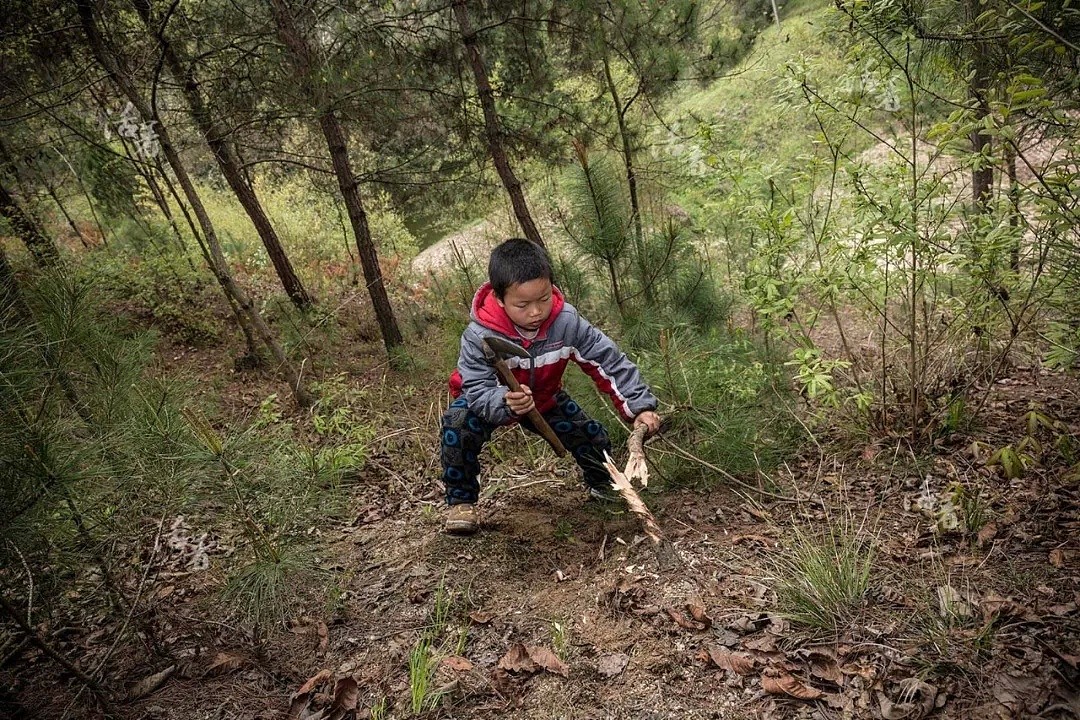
left=448, top=282, right=657, bottom=426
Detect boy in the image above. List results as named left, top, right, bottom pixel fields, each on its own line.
left=441, top=237, right=661, bottom=535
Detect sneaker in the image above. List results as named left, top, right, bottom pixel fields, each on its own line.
left=587, top=486, right=623, bottom=504
left=445, top=503, right=479, bottom=535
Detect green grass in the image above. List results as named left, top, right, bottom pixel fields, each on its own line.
left=408, top=635, right=443, bottom=715
left=220, top=543, right=315, bottom=633
left=673, top=1, right=846, bottom=152
left=407, top=580, right=455, bottom=714
left=771, top=515, right=876, bottom=631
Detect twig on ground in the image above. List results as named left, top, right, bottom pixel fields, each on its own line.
left=651, top=438, right=799, bottom=503
left=91, top=513, right=168, bottom=678
left=0, top=636, right=30, bottom=669
left=504, top=477, right=562, bottom=492
left=7, top=542, right=33, bottom=625
left=0, top=595, right=119, bottom=718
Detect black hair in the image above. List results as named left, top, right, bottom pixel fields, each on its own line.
left=488, top=238, right=553, bottom=298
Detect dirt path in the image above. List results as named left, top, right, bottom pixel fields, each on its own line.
left=411, top=213, right=524, bottom=278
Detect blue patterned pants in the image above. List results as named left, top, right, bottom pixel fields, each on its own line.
left=440, top=391, right=613, bottom=505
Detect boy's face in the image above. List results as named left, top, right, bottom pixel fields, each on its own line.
left=496, top=278, right=553, bottom=331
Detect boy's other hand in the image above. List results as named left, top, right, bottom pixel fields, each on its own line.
left=634, top=410, right=661, bottom=436
left=506, top=386, right=535, bottom=416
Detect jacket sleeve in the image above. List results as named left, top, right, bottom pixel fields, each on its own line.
left=568, top=310, right=657, bottom=421
left=456, top=327, right=514, bottom=426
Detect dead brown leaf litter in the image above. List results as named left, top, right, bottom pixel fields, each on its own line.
left=2, top=331, right=1078, bottom=719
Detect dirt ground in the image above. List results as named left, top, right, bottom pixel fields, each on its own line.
left=3, top=303, right=1079, bottom=720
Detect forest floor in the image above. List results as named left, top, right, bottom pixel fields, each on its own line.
left=10, top=312, right=1078, bottom=720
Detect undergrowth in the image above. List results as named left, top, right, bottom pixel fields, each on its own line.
left=771, top=512, right=877, bottom=632
left=0, top=263, right=358, bottom=653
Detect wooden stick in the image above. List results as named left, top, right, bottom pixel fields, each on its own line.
left=481, top=340, right=567, bottom=456
left=624, top=425, right=649, bottom=487
left=603, top=426, right=679, bottom=570
left=603, top=450, right=664, bottom=546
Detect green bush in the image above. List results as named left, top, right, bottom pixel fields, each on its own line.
left=638, top=327, right=800, bottom=481
left=81, top=221, right=222, bottom=345
left=0, top=264, right=345, bottom=646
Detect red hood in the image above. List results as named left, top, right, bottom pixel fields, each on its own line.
left=471, top=282, right=564, bottom=342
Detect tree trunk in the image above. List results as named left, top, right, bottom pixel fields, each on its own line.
left=269, top=0, right=404, bottom=356
left=601, top=50, right=653, bottom=305
left=0, top=183, right=60, bottom=267
left=319, top=113, right=404, bottom=351
left=1005, top=142, right=1020, bottom=272
left=76, top=0, right=314, bottom=407
left=133, top=0, right=313, bottom=311
left=452, top=0, right=545, bottom=248
left=43, top=181, right=90, bottom=249
left=968, top=0, right=993, bottom=212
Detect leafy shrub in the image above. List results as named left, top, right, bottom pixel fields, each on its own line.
left=637, top=327, right=801, bottom=480
left=81, top=222, right=222, bottom=344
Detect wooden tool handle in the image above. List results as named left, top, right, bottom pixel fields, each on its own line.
left=491, top=358, right=568, bottom=457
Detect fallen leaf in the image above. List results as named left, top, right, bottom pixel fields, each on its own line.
left=468, top=610, right=494, bottom=625
left=980, top=593, right=1037, bottom=623
left=497, top=644, right=534, bottom=673
left=731, top=534, right=774, bottom=548
left=126, top=665, right=175, bottom=700
left=705, top=645, right=755, bottom=676
left=761, top=668, right=824, bottom=700
left=441, top=656, right=474, bottom=672
left=496, top=644, right=569, bottom=677
left=329, top=677, right=358, bottom=720
left=287, top=693, right=310, bottom=719
left=687, top=599, right=712, bottom=628
left=712, top=627, right=740, bottom=647
left=316, top=621, right=329, bottom=657
left=525, top=645, right=569, bottom=677
left=665, top=606, right=705, bottom=631
left=840, top=662, right=878, bottom=681
left=295, top=669, right=333, bottom=696
left=991, top=672, right=1045, bottom=715
left=742, top=633, right=777, bottom=653
left=976, top=521, right=999, bottom=547
left=1058, top=652, right=1080, bottom=669
left=205, top=652, right=246, bottom=677
left=596, top=653, right=629, bottom=678
left=801, top=649, right=842, bottom=684
left=727, top=615, right=759, bottom=634
left=1048, top=602, right=1078, bottom=616
left=878, top=678, right=938, bottom=719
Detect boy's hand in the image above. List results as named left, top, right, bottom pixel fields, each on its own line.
left=506, top=385, right=536, bottom=416
left=634, top=410, right=661, bottom=436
